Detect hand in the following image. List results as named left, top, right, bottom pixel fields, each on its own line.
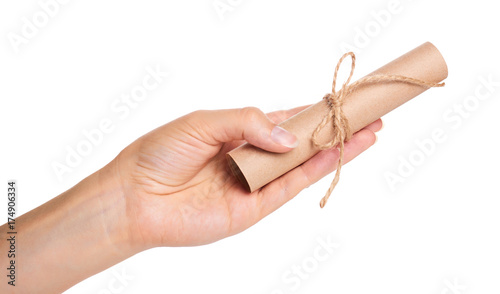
left=0, top=106, right=382, bottom=293
left=107, top=106, right=382, bottom=249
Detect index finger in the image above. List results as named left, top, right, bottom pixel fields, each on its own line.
left=266, top=105, right=311, bottom=124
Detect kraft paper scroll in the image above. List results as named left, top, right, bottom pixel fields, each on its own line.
left=227, top=42, right=448, bottom=192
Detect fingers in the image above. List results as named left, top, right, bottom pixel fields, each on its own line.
left=185, top=107, right=299, bottom=153
left=257, top=127, right=378, bottom=216
left=266, top=105, right=311, bottom=124
left=364, top=118, right=383, bottom=133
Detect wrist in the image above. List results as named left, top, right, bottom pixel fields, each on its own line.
left=95, top=161, right=145, bottom=256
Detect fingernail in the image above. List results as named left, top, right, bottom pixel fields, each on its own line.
left=374, top=134, right=378, bottom=144
left=271, top=126, right=298, bottom=148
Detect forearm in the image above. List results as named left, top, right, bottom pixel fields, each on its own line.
left=0, top=166, right=137, bottom=293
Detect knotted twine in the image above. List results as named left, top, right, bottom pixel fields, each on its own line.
left=313, top=52, right=445, bottom=208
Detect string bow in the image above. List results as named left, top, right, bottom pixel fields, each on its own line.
left=312, top=52, right=444, bottom=208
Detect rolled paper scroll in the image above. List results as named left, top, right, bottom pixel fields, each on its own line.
left=226, top=42, right=448, bottom=205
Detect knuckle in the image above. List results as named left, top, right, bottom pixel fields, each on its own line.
left=183, top=109, right=210, bottom=126
left=189, top=109, right=208, bottom=118
left=240, top=106, right=263, bottom=123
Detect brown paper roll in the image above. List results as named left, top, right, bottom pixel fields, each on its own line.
left=227, top=42, right=448, bottom=192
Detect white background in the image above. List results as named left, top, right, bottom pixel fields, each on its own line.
left=1, top=0, right=499, bottom=293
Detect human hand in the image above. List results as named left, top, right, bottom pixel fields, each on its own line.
left=106, top=106, right=382, bottom=249
left=0, top=106, right=381, bottom=294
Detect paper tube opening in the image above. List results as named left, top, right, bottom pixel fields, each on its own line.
left=227, top=153, right=251, bottom=191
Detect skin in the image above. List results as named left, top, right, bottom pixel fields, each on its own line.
left=0, top=106, right=382, bottom=293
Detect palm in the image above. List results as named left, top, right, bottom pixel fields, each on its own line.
left=118, top=113, right=286, bottom=247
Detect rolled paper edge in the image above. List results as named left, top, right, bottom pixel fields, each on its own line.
left=226, top=153, right=251, bottom=192
left=428, top=42, right=449, bottom=79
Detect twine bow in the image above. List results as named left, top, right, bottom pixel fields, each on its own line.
left=312, top=52, right=445, bottom=208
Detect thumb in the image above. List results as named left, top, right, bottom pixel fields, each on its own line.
left=184, top=107, right=298, bottom=153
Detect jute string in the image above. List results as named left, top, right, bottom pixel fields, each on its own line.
left=313, top=52, right=445, bottom=208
